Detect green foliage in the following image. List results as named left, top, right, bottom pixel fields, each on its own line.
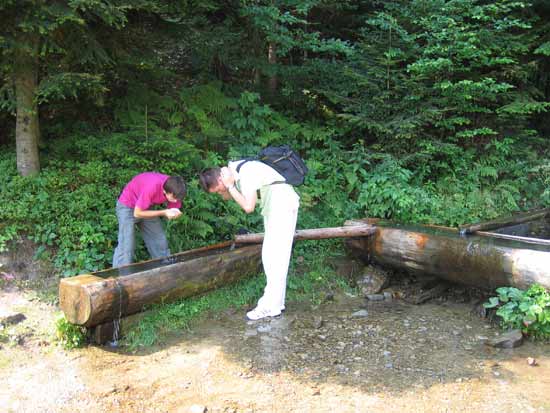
left=287, top=240, right=355, bottom=305
left=310, top=0, right=548, bottom=167
left=530, top=161, right=550, bottom=207
left=37, top=73, right=108, bottom=105
left=55, top=314, right=87, bottom=349
left=0, top=132, right=239, bottom=276
left=484, top=284, right=550, bottom=340
left=0, top=224, right=19, bottom=253
left=178, top=83, right=236, bottom=145
left=0, top=0, right=145, bottom=105
left=241, top=1, right=352, bottom=57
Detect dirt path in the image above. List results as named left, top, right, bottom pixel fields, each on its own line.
left=1, top=287, right=549, bottom=413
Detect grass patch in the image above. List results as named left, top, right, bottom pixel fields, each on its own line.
left=123, top=272, right=265, bottom=350
left=124, top=241, right=354, bottom=350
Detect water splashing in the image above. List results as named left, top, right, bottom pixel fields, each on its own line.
left=108, top=279, right=123, bottom=348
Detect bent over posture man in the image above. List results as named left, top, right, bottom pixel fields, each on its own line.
left=112, top=172, right=186, bottom=268
left=199, top=160, right=299, bottom=321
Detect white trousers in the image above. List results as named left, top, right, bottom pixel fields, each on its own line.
left=256, top=195, right=299, bottom=312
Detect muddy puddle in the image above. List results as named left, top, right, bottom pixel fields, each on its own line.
left=1, top=287, right=550, bottom=413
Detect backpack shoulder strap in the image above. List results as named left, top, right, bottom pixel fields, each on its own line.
left=236, top=158, right=255, bottom=173
left=235, top=158, right=286, bottom=186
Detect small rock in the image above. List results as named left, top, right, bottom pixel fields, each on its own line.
left=527, top=357, right=537, bottom=366
left=311, top=387, right=321, bottom=396
left=9, top=334, right=25, bottom=346
left=383, top=291, right=393, bottom=301
left=0, top=313, right=26, bottom=326
left=244, top=329, right=258, bottom=337
left=366, top=294, right=385, bottom=301
left=356, top=266, right=389, bottom=295
left=257, top=324, right=271, bottom=333
left=313, top=316, right=324, bottom=329
left=351, top=309, right=368, bottom=318
left=486, top=329, right=523, bottom=349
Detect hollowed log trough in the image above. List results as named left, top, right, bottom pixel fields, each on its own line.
left=59, top=242, right=262, bottom=328
left=345, top=217, right=550, bottom=290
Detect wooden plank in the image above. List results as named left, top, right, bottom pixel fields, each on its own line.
left=234, top=224, right=376, bottom=244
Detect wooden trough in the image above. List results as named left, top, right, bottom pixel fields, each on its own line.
left=345, top=209, right=550, bottom=290
left=59, top=241, right=262, bottom=328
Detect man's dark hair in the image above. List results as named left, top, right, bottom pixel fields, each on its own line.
left=198, top=168, right=221, bottom=192
left=164, top=176, right=187, bottom=200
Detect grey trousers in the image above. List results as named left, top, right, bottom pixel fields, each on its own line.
left=112, top=201, right=170, bottom=268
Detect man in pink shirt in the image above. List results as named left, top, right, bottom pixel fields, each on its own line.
left=112, top=172, right=186, bottom=268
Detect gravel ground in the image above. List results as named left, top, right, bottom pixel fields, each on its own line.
left=1, top=284, right=550, bottom=413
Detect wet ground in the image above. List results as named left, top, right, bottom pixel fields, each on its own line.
left=1, top=285, right=550, bottom=413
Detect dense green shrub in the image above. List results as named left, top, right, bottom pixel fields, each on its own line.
left=0, top=134, right=245, bottom=276
left=55, top=315, right=87, bottom=349
left=484, top=284, right=550, bottom=340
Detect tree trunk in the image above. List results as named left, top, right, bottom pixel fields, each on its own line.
left=59, top=242, right=262, bottom=327
left=14, top=33, right=40, bottom=176
left=234, top=224, right=376, bottom=244
left=268, top=42, right=277, bottom=92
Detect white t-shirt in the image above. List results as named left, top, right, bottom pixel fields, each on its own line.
left=228, top=160, right=299, bottom=216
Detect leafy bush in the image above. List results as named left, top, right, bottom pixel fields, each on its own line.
left=0, top=133, right=241, bottom=276
left=55, top=315, right=87, bottom=349
left=484, top=284, right=550, bottom=340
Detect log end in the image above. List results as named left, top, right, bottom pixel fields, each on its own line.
left=59, top=274, right=97, bottom=325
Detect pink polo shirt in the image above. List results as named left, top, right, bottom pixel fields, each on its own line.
left=118, top=172, right=182, bottom=210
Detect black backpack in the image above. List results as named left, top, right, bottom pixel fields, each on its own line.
left=236, top=145, right=308, bottom=186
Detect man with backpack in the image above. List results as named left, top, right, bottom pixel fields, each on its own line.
left=199, top=147, right=305, bottom=321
